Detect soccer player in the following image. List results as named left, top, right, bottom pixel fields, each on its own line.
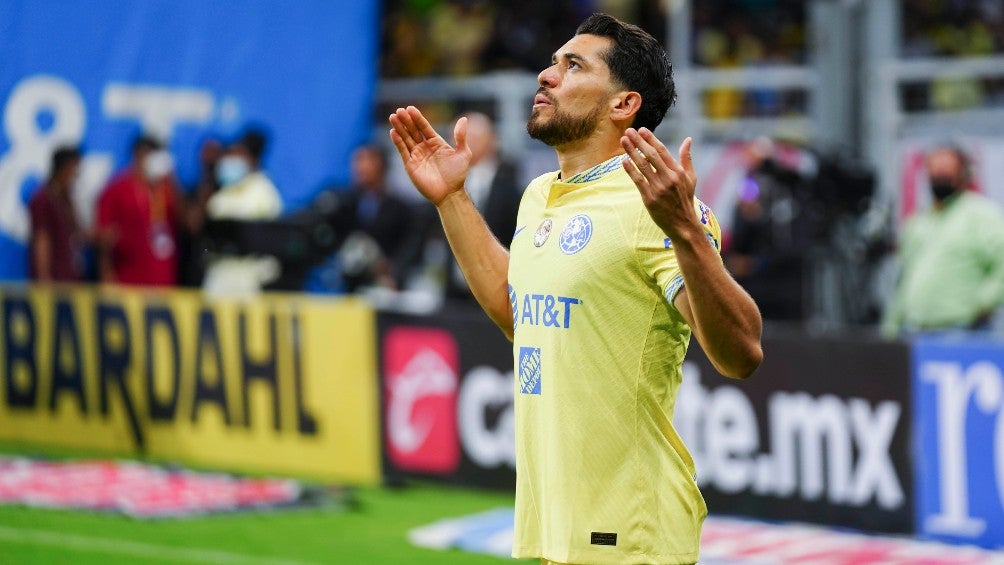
left=388, top=13, right=763, bottom=565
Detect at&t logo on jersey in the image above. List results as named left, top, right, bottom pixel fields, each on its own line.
left=559, top=214, right=593, bottom=254
left=510, top=288, right=581, bottom=330
left=519, top=347, right=542, bottom=395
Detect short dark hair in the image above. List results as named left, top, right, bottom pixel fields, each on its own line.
left=50, top=145, right=81, bottom=180
left=575, top=13, right=675, bottom=131
left=238, top=127, right=270, bottom=164
left=131, top=134, right=164, bottom=155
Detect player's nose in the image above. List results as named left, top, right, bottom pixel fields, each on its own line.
left=537, top=64, right=558, bottom=89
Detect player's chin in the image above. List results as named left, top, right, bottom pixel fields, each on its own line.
left=531, top=104, right=556, bottom=118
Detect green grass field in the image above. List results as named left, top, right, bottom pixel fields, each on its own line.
left=0, top=484, right=522, bottom=564
left=0, top=447, right=525, bottom=564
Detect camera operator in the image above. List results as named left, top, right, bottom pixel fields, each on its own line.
left=725, top=140, right=816, bottom=321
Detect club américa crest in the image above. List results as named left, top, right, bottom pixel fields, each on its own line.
left=559, top=214, right=593, bottom=255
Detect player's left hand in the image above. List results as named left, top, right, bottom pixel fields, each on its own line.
left=621, top=128, right=700, bottom=241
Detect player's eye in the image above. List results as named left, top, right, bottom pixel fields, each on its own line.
left=568, top=60, right=580, bottom=69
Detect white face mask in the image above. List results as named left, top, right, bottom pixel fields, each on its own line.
left=216, top=155, right=251, bottom=187
left=143, top=150, right=174, bottom=181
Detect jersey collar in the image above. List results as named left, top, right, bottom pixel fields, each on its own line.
left=561, top=154, right=625, bottom=184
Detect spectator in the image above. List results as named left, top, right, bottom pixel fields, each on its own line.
left=380, top=0, right=439, bottom=77
left=313, top=144, right=413, bottom=292
left=202, top=128, right=283, bottom=295
left=420, top=112, right=522, bottom=300
left=206, top=128, right=281, bottom=220
left=692, top=0, right=806, bottom=67
left=882, top=145, right=1004, bottom=337
left=177, top=135, right=224, bottom=287
left=382, top=0, right=586, bottom=77
left=691, top=1, right=807, bottom=118
left=96, top=135, right=179, bottom=286
left=724, top=139, right=812, bottom=321
left=28, top=146, right=86, bottom=282
left=900, top=0, right=1004, bottom=111
left=694, top=25, right=743, bottom=119
left=427, top=0, right=494, bottom=75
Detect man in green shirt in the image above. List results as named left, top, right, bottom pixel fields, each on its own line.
left=882, top=146, right=1004, bottom=337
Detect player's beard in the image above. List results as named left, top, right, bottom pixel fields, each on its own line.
left=526, top=98, right=605, bottom=147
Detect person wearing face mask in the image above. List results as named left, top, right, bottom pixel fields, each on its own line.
left=882, top=144, right=1004, bottom=337
left=29, top=146, right=87, bottom=282
left=201, top=128, right=283, bottom=295
left=205, top=129, right=282, bottom=220
left=96, top=134, right=179, bottom=286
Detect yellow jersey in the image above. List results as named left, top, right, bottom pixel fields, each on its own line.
left=508, top=159, right=721, bottom=565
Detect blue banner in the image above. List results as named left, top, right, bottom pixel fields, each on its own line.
left=0, top=0, right=378, bottom=280
left=913, top=335, right=1004, bottom=549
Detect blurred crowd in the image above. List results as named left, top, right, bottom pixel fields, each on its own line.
left=382, top=0, right=1004, bottom=117
left=900, top=0, right=1004, bottom=111
left=692, top=0, right=806, bottom=119
left=720, top=136, right=1004, bottom=336
left=380, top=0, right=809, bottom=78
left=32, top=122, right=1004, bottom=336
left=902, top=0, right=1004, bottom=58
left=30, top=128, right=285, bottom=294
left=382, top=0, right=808, bottom=118
left=26, top=0, right=1004, bottom=334
left=382, top=0, right=596, bottom=77
left=28, top=112, right=523, bottom=310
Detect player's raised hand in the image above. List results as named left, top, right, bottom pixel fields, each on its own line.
left=389, top=106, right=472, bottom=206
left=620, top=128, right=700, bottom=241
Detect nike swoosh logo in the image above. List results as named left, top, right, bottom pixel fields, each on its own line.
left=513, top=226, right=527, bottom=239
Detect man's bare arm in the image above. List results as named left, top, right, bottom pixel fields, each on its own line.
left=435, top=190, right=513, bottom=339
left=622, top=128, right=762, bottom=378
left=672, top=250, right=763, bottom=379
left=389, top=106, right=514, bottom=339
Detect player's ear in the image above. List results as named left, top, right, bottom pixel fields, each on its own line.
left=609, top=91, right=642, bottom=122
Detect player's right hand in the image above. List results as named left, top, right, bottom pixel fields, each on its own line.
left=389, top=106, right=472, bottom=206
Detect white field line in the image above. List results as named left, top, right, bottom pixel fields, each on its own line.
left=0, top=525, right=324, bottom=565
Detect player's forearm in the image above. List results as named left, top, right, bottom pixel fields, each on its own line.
left=437, top=190, right=514, bottom=340
left=674, top=227, right=762, bottom=378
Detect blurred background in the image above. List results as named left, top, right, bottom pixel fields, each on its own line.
left=2, top=0, right=1004, bottom=563
left=2, top=0, right=1003, bottom=329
